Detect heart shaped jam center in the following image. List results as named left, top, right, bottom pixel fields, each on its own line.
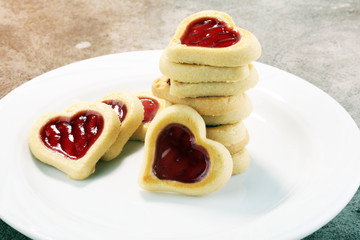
left=180, top=17, right=241, bottom=48
left=40, top=111, right=104, bottom=160
left=139, top=97, right=159, bottom=123
left=102, top=100, right=127, bottom=122
left=153, top=123, right=210, bottom=183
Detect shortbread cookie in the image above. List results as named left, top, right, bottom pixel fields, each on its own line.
left=28, top=102, right=121, bottom=180
left=159, top=52, right=250, bottom=83
left=232, top=149, right=250, bottom=175
left=206, top=121, right=249, bottom=155
left=152, top=76, right=250, bottom=116
left=131, top=91, right=169, bottom=141
left=138, top=104, right=233, bottom=196
left=164, top=10, right=261, bottom=67
left=98, top=91, right=144, bottom=161
left=169, top=64, right=258, bottom=98
left=202, top=107, right=252, bottom=126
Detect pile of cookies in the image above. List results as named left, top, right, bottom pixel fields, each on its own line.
left=152, top=10, right=262, bottom=175
left=28, top=10, right=262, bottom=195
left=28, top=91, right=167, bottom=180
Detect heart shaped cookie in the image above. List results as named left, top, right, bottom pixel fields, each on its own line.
left=164, top=10, right=262, bottom=67
left=152, top=76, right=252, bottom=116
left=130, top=91, right=170, bottom=141
left=206, top=121, right=249, bottom=155
left=28, top=102, right=121, bottom=180
left=168, top=64, right=259, bottom=98
left=98, top=91, right=144, bottom=161
left=159, top=52, right=250, bottom=83
left=138, top=104, right=233, bottom=196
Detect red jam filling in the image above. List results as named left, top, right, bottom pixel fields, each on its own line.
left=152, top=123, right=210, bottom=183
left=40, top=111, right=104, bottom=160
left=102, top=100, right=127, bottom=122
left=180, top=17, right=240, bottom=48
left=139, top=97, right=159, bottom=123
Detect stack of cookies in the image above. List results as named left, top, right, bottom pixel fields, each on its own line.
left=152, top=10, right=261, bottom=175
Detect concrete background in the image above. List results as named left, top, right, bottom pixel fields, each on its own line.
left=1, top=0, right=359, bottom=239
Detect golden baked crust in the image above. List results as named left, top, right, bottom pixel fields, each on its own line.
left=169, top=64, right=258, bottom=98
left=232, top=149, right=250, bottom=175
left=206, top=121, right=249, bottom=154
left=164, top=10, right=262, bottom=67
left=28, top=102, right=121, bottom=180
left=159, top=52, right=250, bottom=83
left=152, top=76, right=251, bottom=116
left=98, top=91, right=144, bottom=161
left=201, top=106, right=252, bottom=126
left=138, top=104, right=233, bottom=196
left=130, top=91, right=170, bottom=141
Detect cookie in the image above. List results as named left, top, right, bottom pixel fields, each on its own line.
left=130, top=91, right=169, bottom=141
left=169, top=64, right=259, bottom=98
left=28, top=102, right=121, bottom=180
left=159, top=52, right=250, bottom=83
left=138, top=104, right=233, bottom=196
left=202, top=106, right=252, bottom=126
left=206, top=121, right=249, bottom=155
left=152, top=76, right=251, bottom=116
left=164, top=10, right=261, bottom=67
left=98, top=91, right=144, bottom=161
left=232, top=149, right=250, bottom=175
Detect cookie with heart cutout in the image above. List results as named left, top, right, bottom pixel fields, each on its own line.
left=164, top=10, right=262, bottom=67
left=152, top=76, right=252, bottom=116
left=159, top=52, right=250, bottom=83
left=168, top=64, right=259, bottom=98
left=28, top=102, right=121, bottom=180
left=206, top=121, right=249, bottom=155
left=98, top=91, right=144, bottom=161
left=138, top=104, right=233, bottom=196
left=130, top=91, right=170, bottom=141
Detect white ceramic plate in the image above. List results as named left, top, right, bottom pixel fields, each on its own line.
left=1, top=50, right=359, bottom=240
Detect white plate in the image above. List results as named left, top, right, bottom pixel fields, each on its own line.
left=1, top=50, right=360, bottom=240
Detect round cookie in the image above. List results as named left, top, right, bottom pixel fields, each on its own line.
left=169, top=64, right=259, bottom=98
left=206, top=121, right=249, bottom=155
left=159, top=52, right=250, bottom=83
left=28, top=102, right=121, bottom=180
left=98, top=91, right=144, bottom=161
left=138, top=104, right=233, bottom=196
left=152, top=76, right=251, bottom=116
left=131, top=91, right=170, bottom=141
left=164, top=10, right=262, bottom=67
left=232, top=149, right=250, bottom=175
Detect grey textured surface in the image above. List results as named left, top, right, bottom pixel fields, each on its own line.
left=1, top=0, right=360, bottom=239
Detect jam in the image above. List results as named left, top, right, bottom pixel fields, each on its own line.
left=152, top=124, right=210, bottom=183
left=180, top=17, right=240, bottom=48
left=40, top=111, right=104, bottom=160
left=102, top=100, right=127, bottom=122
left=138, top=97, right=159, bottom=123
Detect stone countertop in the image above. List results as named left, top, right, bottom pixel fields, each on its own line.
left=1, top=0, right=359, bottom=239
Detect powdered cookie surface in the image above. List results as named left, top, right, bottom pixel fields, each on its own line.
left=159, top=52, right=250, bottom=83
left=98, top=91, right=144, bottom=161
left=138, top=104, right=233, bottom=196
left=152, top=76, right=249, bottom=116
left=206, top=121, right=249, bottom=154
left=169, top=64, right=258, bottom=98
left=164, top=10, right=261, bottom=67
left=131, top=91, right=169, bottom=141
left=28, top=102, right=121, bottom=180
